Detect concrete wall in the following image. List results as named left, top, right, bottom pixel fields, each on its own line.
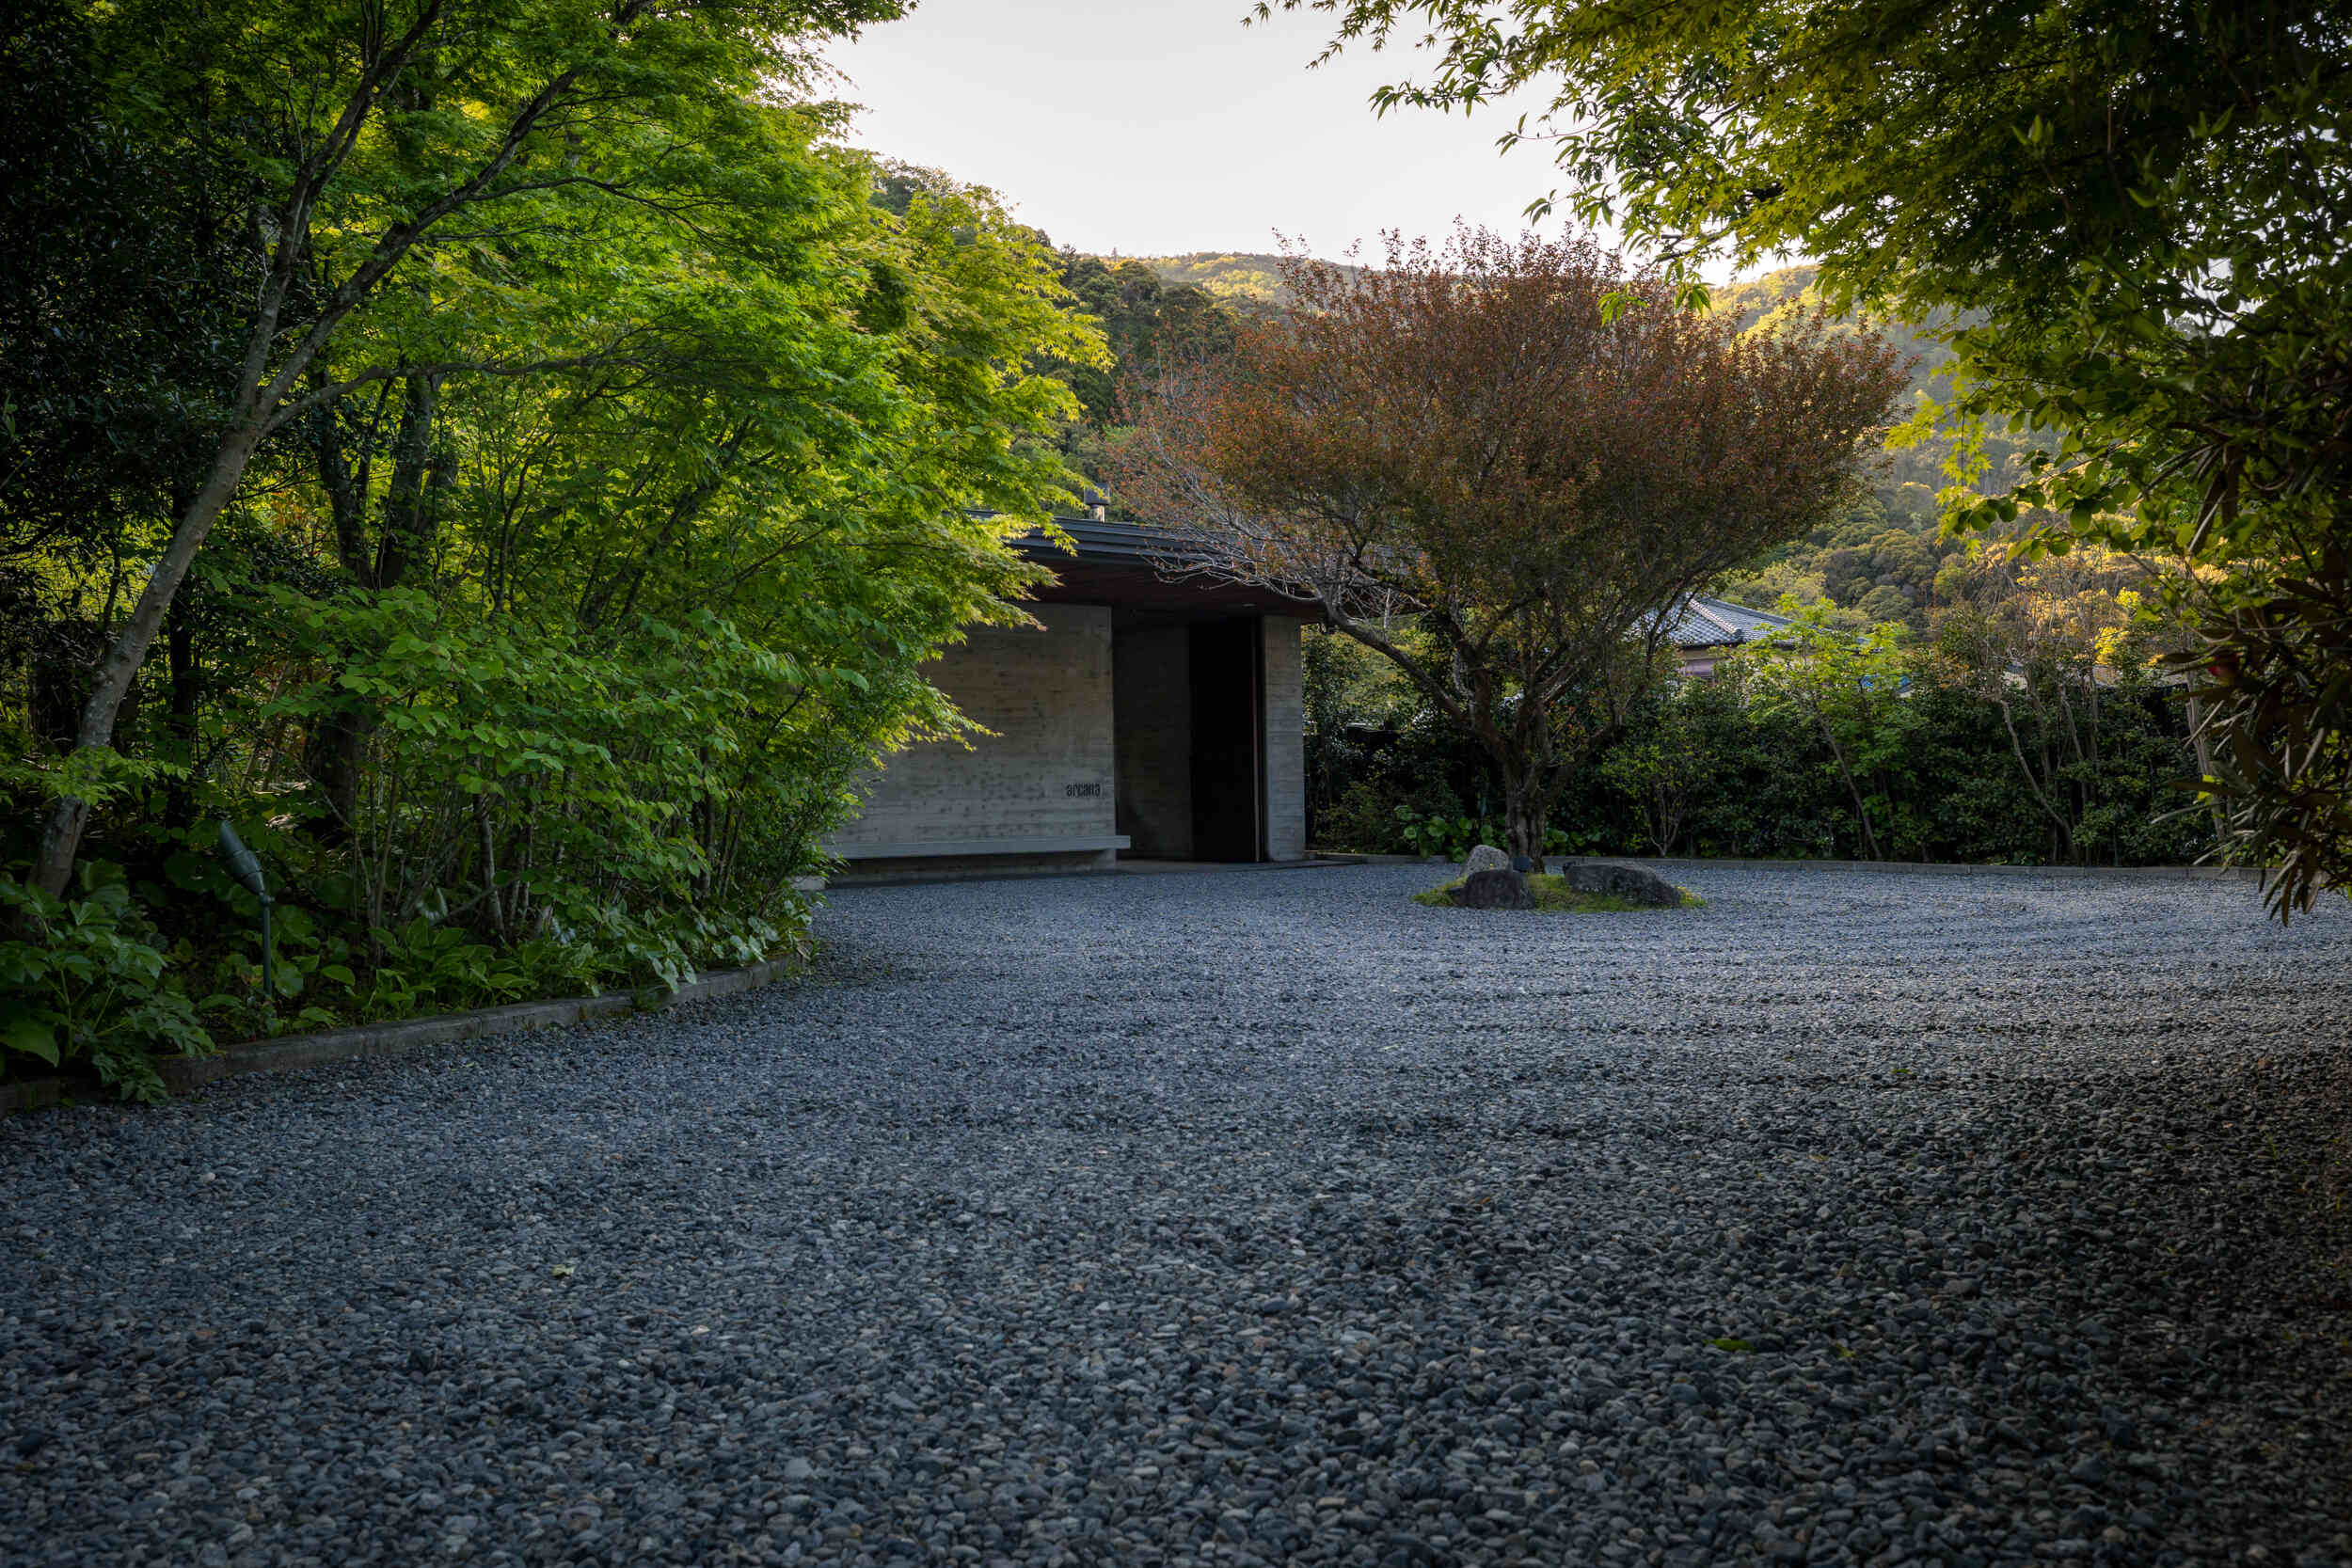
left=830, top=604, right=1120, bottom=856
left=1113, top=615, right=1192, bottom=858
left=829, top=849, right=1117, bottom=883
left=830, top=604, right=1311, bottom=867
left=1262, top=616, right=1308, bottom=861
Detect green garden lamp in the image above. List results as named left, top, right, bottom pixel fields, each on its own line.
left=216, top=818, right=274, bottom=1006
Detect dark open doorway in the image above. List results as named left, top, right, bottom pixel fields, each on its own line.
left=1188, top=618, right=1263, bottom=862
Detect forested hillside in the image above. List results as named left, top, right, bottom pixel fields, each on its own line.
left=1116, top=252, right=1359, bottom=311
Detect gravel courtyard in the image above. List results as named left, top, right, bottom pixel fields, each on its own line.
left=4, top=864, right=2350, bottom=1568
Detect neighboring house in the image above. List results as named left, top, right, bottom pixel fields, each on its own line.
left=1658, top=596, right=1799, bottom=677
left=823, top=519, right=1313, bottom=879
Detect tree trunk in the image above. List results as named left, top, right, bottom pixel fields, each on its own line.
left=305, top=708, right=369, bottom=845
left=163, top=592, right=199, bottom=831
left=30, top=418, right=267, bottom=897
left=372, top=374, right=443, bottom=592
left=1995, top=694, right=2077, bottom=862
left=1817, top=720, right=1883, bottom=860
left=307, top=374, right=448, bottom=844
left=1502, top=785, right=1548, bottom=864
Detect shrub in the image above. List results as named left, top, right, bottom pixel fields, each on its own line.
left=0, top=866, right=214, bottom=1101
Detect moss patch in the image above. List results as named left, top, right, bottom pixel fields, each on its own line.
left=1412, top=873, right=1706, bottom=911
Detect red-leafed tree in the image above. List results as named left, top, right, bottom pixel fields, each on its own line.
left=1118, top=228, right=1905, bottom=860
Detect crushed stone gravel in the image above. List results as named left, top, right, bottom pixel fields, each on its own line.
left=4, top=863, right=2350, bottom=1568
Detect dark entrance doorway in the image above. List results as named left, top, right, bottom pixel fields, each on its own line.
left=1188, top=618, right=1263, bottom=861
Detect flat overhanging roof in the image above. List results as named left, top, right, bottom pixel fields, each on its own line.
left=1010, top=517, right=1315, bottom=618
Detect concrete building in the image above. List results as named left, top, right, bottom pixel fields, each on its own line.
left=825, top=521, right=1313, bottom=879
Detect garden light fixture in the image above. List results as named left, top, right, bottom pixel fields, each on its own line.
left=216, top=817, right=275, bottom=1006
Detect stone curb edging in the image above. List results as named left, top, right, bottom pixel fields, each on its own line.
left=825, top=856, right=1360, bottom=888
left=0, top=957, right=800, bottom=1117
left=1315, top=850, right=2268, bottom=883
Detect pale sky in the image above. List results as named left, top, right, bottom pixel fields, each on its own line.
left=819, top=0, right=1580, bottom=260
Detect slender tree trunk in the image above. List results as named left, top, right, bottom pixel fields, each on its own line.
left=308, top=374, right=447, bottom=844
left=1995, top=694, right=2077, bottom=860
left=1502, top=784, right=1546, bottom=863
left=163, top=472, right=204, bottom=832
left=302, top=375, right=373, bottom=842
left=475, top=793, right=509, bottom=944
left=1651, top=782, right=1685, bottom=857
left=30, top=419, right=267, bottom=896
left=1816, top=718, right=1882, bottom=860
left=372, top=374, right=443, bottom=591
left=163, top=593, right=199, bottom=831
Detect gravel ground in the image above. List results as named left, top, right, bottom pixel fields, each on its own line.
left=4, top=863, right=2350, bottom=1568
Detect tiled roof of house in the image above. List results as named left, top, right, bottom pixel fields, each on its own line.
left=1654, top=595, right=1797, bottom=650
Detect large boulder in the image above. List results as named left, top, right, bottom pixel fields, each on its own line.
left=1463, top=844, right=1512, bottom=875
left=1561, top=860, right=1683, bottom=908
left=1454, top=868, right=1534, bottom=910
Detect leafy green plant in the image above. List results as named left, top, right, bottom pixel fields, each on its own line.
left=1749, top=602, right=1925, bottom=861
left=1394, top=805, right=1492, bottom=860
left=354, top=917, right=532, bottom=1021
left=0, top=866, right=214, bottom=1101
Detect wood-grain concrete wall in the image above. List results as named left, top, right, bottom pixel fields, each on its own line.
left=829, top=604, right=1119, bottom=855
left=1263, top=615, right=1308, bottom=861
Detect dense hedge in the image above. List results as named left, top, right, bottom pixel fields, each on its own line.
left=1307, top=626, right=2214, bottom=868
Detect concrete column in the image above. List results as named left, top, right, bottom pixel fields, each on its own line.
left=1262, top=615, right=1308, bottom=861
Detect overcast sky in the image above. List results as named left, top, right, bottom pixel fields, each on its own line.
left=819, top=1, right=1581, bottom=260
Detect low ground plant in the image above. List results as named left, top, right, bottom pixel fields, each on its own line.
left=0, top=867, right=214, bottom=1101
left=1411, top=873, right=1705, bottom=911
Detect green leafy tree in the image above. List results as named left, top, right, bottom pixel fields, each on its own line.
left=1748, top=606, right=1923, bottom=862
left=1264, top=0, right=2352, bottom=911
left=1120, top=229, right=1902, bottom=859
left=22, top=0, right=908, bottom=899
left=1934, top=543, right=2171, bottom=863
left=0, top=4, right=1104, bottom=1091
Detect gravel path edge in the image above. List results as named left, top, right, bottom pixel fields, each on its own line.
left=0, top=955, right=802, bottom=1115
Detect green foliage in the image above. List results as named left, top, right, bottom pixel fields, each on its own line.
left=1310, top=605, right=2213, bottom=870
left=2187, top=553, right=2352, bottom=919
left=1412, top=873, right=1701, bottom=911
left=1268, top=0, right=2349, bottom=914
left=1596, top=686, right=1710, bottom=857
left=1049, top=253, right=1237, bottom=433
left=1748, top=607, right=1926, bottom=863
left=0, top=866, right=213, bottom=1101
left=1391, top=806, right=1485, bottom=861
left=0, top=2, right=1104, bottom=1091
left=264, top=590, right=862, bottom=954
